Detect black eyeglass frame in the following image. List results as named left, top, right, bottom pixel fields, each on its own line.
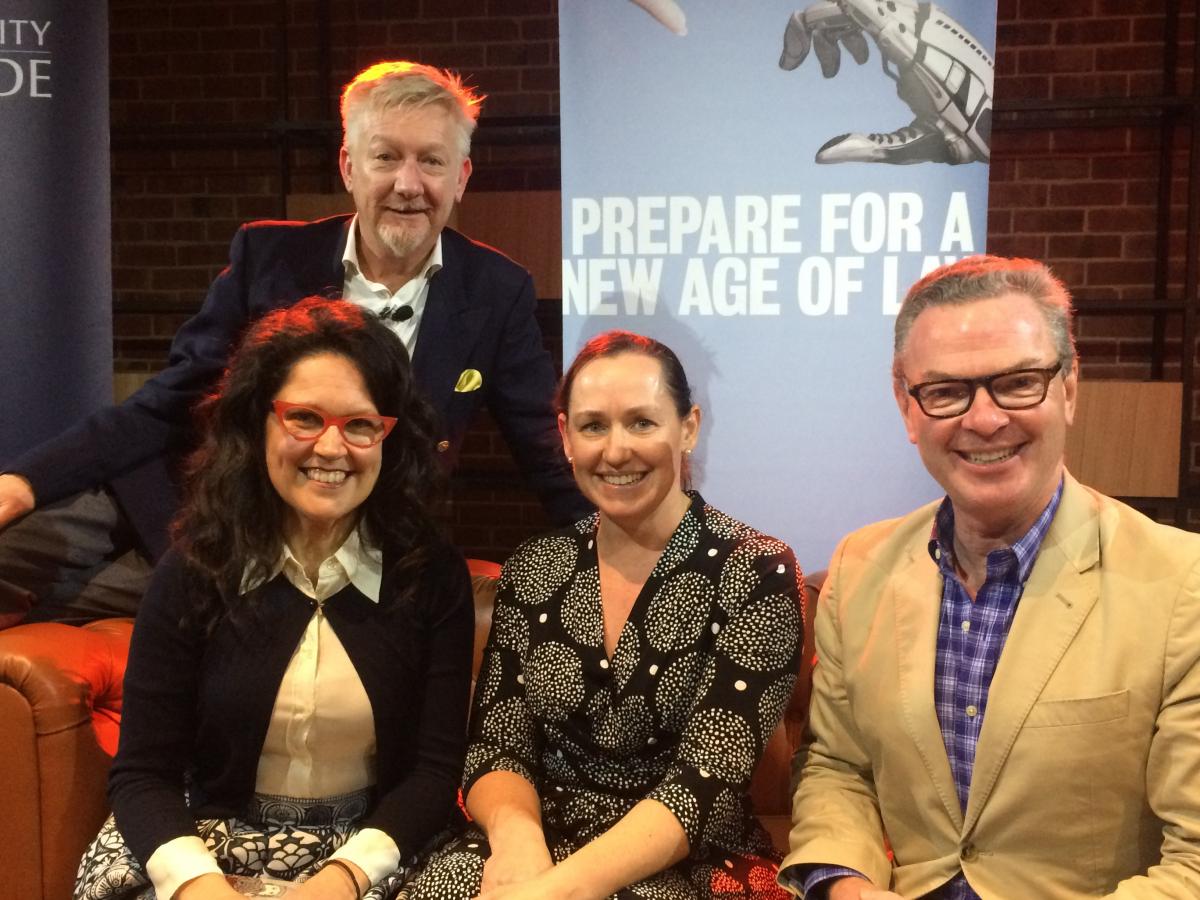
left=905, top=361, right=1065, bottom=419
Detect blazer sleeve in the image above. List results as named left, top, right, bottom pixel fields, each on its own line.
left=107, top=552, right=210, bottom=865
left=1105, top=555, right=1200, bottom=899
left=4, top=225, right=259, bottom=506
left=781, top=534, right=894, bottom=888
left=482, top=271, right=593, bottom=527
left=364, top=548, right=476, bottom=855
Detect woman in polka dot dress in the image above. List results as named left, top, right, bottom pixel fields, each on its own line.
left=406, top=331, right=802, bottom=900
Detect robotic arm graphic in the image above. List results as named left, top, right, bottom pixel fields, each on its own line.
left=780, top=0, right=993, bottom=165
left=629, top=0, right=687, bottom=35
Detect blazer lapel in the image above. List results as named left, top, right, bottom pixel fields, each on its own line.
left=962, top=476, right=1101, bottom=834
left=283, top=215, right=351, bottom=302
left=412, top=229, right=491, bottom=408
left=892, top=540, right=965, bottom=831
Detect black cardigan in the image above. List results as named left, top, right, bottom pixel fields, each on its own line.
left=107, top=544, right=475, bottom=866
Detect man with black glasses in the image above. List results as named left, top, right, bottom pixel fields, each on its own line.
left=779, top=255, right=1200, bottom=899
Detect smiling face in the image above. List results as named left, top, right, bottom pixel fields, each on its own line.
left=894, top=292, right=1078, bottom=544
left=559, top=352, right=699, bottom=537
left=339, top=101, right=471, bottom=278
left=266, top=352, right=383, bottom=550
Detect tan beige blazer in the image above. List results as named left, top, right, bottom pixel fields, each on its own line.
left=782, top=474, right=1200, bottom=898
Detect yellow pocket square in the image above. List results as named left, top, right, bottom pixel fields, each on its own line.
left=454, top=369, right=483, bottom=392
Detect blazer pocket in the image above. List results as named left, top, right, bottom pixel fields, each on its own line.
left=1025, top=689, right=1129, bottom=728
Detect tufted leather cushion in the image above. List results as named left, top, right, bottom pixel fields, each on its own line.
left=0, top=618, right=133, bottom=900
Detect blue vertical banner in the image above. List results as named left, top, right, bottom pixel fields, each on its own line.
left=0, top=2, right=111, bottom=459
left=560, top=0, right=996, bottom=569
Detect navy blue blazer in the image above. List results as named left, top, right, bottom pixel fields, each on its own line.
left=8, top=216, right=588, bottom=556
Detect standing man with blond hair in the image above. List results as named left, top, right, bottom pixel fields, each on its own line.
left=0, top=61, right=587, bottom=626
left=781, top=255, right=1200, bottom=899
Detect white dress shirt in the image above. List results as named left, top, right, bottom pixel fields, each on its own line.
left=341, top=215, right=442, bottom=358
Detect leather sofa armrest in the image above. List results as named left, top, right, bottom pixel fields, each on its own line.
left=0, top=618, right=133, bottom=900
left=467, top=559, right=501, bottom=680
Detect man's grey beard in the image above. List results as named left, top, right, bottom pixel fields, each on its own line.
left=376, top=221, right=424, bottom=260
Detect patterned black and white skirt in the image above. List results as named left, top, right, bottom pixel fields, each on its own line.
left=74, top=790, right=414, bottom=900
left=404, top=822, right=791, bottom=900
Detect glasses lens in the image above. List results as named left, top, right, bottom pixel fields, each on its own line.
left=281, top=405, right=327, bottom=438
left=342, top=416, right=387, bottom=447
left=917, top=382, right=971, bottom=417
left=991, top=370, right=1049, bottom=409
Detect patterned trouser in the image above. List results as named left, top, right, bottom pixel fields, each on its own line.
left=74, top=790, right=414, bottom=899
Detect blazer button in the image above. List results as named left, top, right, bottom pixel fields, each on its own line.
left=437, top=440, right=450, bottom=452
left=960, top=842, right=979, bottom=862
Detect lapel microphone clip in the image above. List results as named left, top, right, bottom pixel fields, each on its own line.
left=378, top=305, right=414, bottom=323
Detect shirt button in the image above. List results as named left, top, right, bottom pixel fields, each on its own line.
left=961, top=842, right=979, bottom=862
left=961, top=620, right=971, bottom=632
left=966, top=704, right=978, bottom=718
left=436, top=440, right=450, bottom=452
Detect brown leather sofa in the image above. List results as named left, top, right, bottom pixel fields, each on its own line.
left=0, top=560, right=819, bottom=900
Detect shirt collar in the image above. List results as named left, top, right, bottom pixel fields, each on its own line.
left=928, top=477, right=1065, bottom=585
left=241, top=526, right=383, bottom=602
left=342, top=213, right=443, bottom=283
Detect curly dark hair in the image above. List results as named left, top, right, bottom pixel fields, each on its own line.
left=173, top=297, right=445, bottom=628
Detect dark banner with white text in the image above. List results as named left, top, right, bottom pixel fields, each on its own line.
left=0, top=2, right=111, bottom=459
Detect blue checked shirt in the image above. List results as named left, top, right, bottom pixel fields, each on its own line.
left=797, top=482, right=1063, bottom=900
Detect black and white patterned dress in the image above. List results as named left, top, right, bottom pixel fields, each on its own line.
left=407, top=493, right=802, bottom=899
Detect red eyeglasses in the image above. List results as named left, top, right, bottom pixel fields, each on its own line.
left=272, top=401, right=397, bottom=448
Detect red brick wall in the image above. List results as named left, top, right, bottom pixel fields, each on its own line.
left=108, top=1, right=1199, bottom=557
left=989, top=0, right=1195, bottom=376
left=987, top=0, right=1197, bottom=527
left=110, top=0, right=561, bottom=338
